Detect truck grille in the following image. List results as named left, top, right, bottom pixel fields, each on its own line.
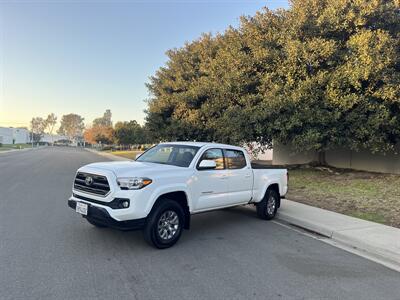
left=74, top=172, right=110, bottom=196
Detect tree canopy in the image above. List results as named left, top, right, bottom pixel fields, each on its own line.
left=145, top=0, right=400, bottom=155
left=58, top=114, right=85, bottom=141
left=114, top=120, right=147, bottom=145
left=93, top=109, right=113, bottom=127
left=30, top=117, right=46, bottom=143
left=84, top=125, right=114, bottom=145
left=83, top=110, right=114, bottom=145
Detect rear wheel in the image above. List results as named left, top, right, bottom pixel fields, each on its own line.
left=256, top=189, right=279, bottom=220
left=143, top=199, right=184, bottom=249
left=86, top=217, right=107, bottom=228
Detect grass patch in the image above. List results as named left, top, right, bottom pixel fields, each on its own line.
left=0, top=144, right=33, bottom=151
left=349, top=212, right=386, bottom=224
left=287, top=167, right=400, bottom=228
left=107, top=150, right=143, bottom=160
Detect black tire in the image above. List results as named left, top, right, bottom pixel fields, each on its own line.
left=143, top=199, right=184, bottom=249
left=256, top=189, right=279, bottom=220
left=86, top=217, right=107, bottom=228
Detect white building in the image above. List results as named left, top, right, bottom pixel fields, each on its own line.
left=41, top=134, right=69, bottom=144
left=0, top=127, right=30, bottom=144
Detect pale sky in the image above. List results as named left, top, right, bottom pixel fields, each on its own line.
left=0, top=0, right=288, bottom=129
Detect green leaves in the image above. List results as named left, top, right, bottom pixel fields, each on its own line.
left=145, top=0, right=400, bottom=154
left=114, top=120, right=147, bottom=145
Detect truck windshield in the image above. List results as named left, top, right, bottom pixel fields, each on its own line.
left=136, top=144, right=200, bottom=167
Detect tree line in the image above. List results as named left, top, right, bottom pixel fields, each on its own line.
left=31, top=110, right=149, bottom=146
left=30, top=113, right=85, bottom=144
left=144, top=0, right=400, bottom=158
left=30, top=113, right=58, bottom=143
left=83, top=110, right=150, bottom=146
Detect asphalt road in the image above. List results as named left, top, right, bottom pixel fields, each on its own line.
left=1, top=147, right=400, bottom=300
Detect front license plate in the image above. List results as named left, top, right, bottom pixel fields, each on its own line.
left=76, top=202, right=88, bottom=215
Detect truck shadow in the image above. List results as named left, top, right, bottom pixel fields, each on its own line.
left=111, top=205, right=261, bottom=247
left=77, top=205, right=266, bottom=252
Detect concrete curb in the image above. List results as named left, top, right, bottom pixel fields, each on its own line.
left=332, top=227, right=400, bottom=269
left=84, top=148, right=131, bottom=161
left=277, top=199, right=400, bottom=271
left=277, top=210, right=333, bottom=238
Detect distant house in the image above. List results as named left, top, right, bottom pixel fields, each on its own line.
left=0, top=127, right=30, bottom=144
left=41, top=134, right=69, bottom=144
left=0, top=127, right=70, bottom=145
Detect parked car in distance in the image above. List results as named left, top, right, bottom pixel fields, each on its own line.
left=68, top=142, right=288, bottom=248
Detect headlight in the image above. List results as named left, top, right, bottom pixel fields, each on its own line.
left=117, top=177, right=152, bottom=190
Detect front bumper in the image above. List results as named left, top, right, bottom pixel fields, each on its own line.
left=68, top=199, right=146, bottom=231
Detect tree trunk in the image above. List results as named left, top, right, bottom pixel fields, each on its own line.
left=317, top=151, right=327, bottom=166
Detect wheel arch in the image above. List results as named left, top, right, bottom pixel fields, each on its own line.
left=151, top=191, right=191, bottom=229
left=266, top=183, right=281, bottom=208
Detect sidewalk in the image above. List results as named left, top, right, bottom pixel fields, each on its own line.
left=277, top=199, right=400, bottom=271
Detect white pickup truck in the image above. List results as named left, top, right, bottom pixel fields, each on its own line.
left=68, top=142, right=288, bottom=248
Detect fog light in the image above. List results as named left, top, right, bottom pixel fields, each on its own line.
left=122, top=200, right=129, bottom=208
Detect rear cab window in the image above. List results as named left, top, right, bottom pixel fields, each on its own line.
left=224, top=149, right=247, bottom=169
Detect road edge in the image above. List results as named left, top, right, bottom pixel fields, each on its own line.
left=277, top=199, right=400, bottom=273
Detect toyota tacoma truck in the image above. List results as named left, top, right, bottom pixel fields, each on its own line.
left=68, top=142, right=288, bottom=248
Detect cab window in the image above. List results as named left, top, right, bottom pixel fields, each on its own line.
left=197, top=149, right=225, bottom=170
left=224, top=149, right=247, bottom=169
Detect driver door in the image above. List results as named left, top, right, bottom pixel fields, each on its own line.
left=191, top=148, right=230, bottom=211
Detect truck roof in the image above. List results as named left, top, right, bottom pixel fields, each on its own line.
left=160, top=141, right=243, bottom=150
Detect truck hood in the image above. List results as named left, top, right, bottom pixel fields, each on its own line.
left=81, top=161, right=185, bottom=177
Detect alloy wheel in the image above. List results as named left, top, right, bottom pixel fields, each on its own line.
left=266, top=195, right=276, bottom=216
left=157, top=210, right=180, bottom=240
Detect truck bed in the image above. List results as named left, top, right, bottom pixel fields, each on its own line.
left=251, top=162, right=287, bottom=169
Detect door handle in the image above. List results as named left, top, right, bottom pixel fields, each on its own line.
left=245, top=174, right=251, bottom=178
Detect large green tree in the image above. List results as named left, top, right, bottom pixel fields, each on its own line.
left=145, top=34, right=221, bottom=142
left=259, top=0, right=400, bottom=159
left=145, top=0, right=400, bottom=160
left=114, top=120, right=146, bottom=145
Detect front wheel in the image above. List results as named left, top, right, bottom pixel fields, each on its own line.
left=256, top=189, right=279, bottom=220
left=143, top=199, right=184, bottom=249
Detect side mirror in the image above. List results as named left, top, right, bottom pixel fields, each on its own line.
left=135, top=153, right=142, bottom=160
left=198, top=159, right=217, bottom=170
